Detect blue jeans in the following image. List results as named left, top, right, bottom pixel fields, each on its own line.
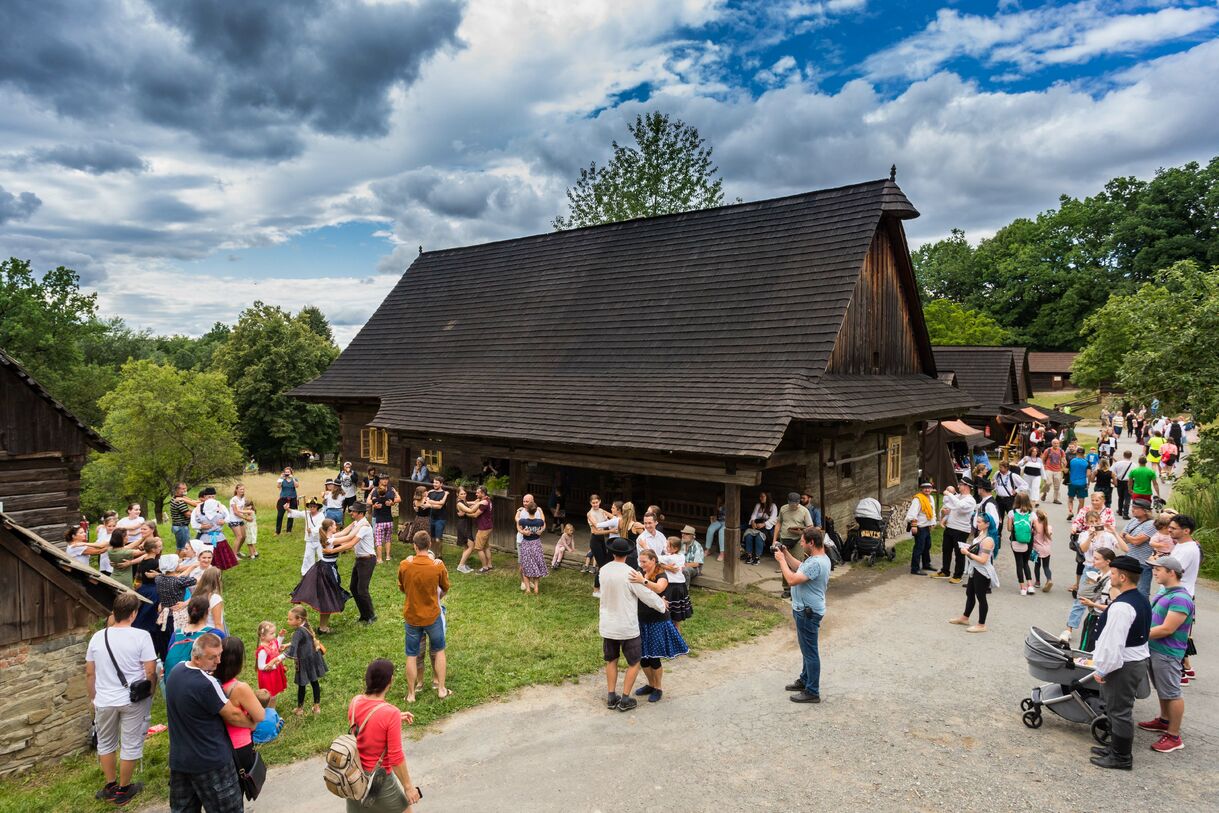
left=910, top=526, right=932, bottom=572
left=1138, top=562, right=1153, bottom=598
left=172, top=525, right=190, bottom=551
left=743, top=529, right=767, bottom=558
left=1067, top=566, right=1097, bottom=629
left=793, top=608, right=823, bottom=695
left=705, top=521, right=725, bottom=554
left=430, top=517, right=446, bottom=542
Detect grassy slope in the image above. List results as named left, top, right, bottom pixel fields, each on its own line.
left=0, top=514, right=783, bottom=813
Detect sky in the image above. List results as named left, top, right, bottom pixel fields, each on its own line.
left=2, top=0, right=1217, bottom=346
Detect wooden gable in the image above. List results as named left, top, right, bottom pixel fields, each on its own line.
left=827, top=219, right=932, bottom=377
left=0, top=527, right=107, bottom=645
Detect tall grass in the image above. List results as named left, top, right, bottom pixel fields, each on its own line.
left=1169, top=475, right=1219, bottom=581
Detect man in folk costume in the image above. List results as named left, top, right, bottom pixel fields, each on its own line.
left=905, top=479, right=937, bottom=575
left=284, top=496, right=325, bottom=576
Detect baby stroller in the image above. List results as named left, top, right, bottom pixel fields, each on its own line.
left=842, top=498, right=894, bottom=567
left=1020, top=627, right=1149, bottom=744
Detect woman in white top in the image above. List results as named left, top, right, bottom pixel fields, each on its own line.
left=1017, top=446, right=1044, bottom=505
left=94, top=512, right=118, bottom=574
left=113, top=503, right=145, bottom=567
left=193, top=566, right=226, bottom=632
left=64, top=525, right=109, bottom=568
left=230, top=484, right=250, bottom=558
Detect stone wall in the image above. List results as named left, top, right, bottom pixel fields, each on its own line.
left=0, top=628, right=92, bottom=777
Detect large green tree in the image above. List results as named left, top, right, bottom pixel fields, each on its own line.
left=214, top=302, right=340, bottom=467
left=553, top=112, right=726, bottom=230
left=912, top=156, right=1219, bottom=350
left=81, top=360, right=244, bottom=518
left=922, top=299, right=1010, bottom=345
left=1073, top=260, right=1219, bottom=476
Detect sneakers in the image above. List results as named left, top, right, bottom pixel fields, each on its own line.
left=789, top=690, right=821, bottom=704
left=1184, top=668, right=1197, bottom=678
left=965, top=624, right=987, bottom=633
left=930, top=571, right=950, bottom=579
left=784, top=679, right=805, bottom=692
left=633, top=684, right=655, bottom=697
left=1138, top=717, right=1170, bottom=732
left=948, top=577, right=962, bottom=584
left=1020, top=588, right=1028, bottom=596
left=647, top=689, right=664, bottom=703
left=592, top=590, right=601, bottom=598
left=1150, top=734, right=1184, bottom=753
left=111, top=783, right=143, bottom=806
left=1180, top=676, right=1190, bottom=687
left=95, top=783, right=118, bottom=801
left=1059, top=629, right=1073, bottom=643
left=1043, top=581, right=1053, bottom=593
left=616, top=696, right=638, bottom=712
left=606, top=692, right=621, bottom=709
left=456, top=564, right=473, bottom=574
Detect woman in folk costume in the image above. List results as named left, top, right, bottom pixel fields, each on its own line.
left=905, top=479, right=938, bottom=575
left=284, top=496, right=326, bottom=575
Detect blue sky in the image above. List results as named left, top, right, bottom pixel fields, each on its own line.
left=2, top=0, right=1217, bottom=344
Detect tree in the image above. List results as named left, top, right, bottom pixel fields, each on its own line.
left=296, top=305, right=334, bottom=343
left=213, top=302, right=340, bottom=467
left=81, top=360, right=244, bottom=519
left=922, top=299, right=1011, bottom=346
left=1073, top=260, right=1219, bottom=477
left=553, top=112, right=725, bottom=230
left=912, top=229, right=977, bottom=304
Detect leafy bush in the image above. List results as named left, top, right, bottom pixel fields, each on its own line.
left=1169, top=474, right=1219, bottom=581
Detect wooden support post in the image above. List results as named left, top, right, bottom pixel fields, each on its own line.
left=508, top=458, right=526, bottom=500
left=723, top=482, right=740, bottom=586
left=817, top=441, right=827, bottom=523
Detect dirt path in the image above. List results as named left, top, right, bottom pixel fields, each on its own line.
left=150, top=429, right=1219, bottom=812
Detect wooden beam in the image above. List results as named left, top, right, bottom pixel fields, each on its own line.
left=723, top=483, right=740, bottom=586
left=763, top=449, right=814, bottom=469
left=0, top=530, right=108, bottom=617
left=508, top=459, right=526, bottom=498
left=817, top=441, right=827, bottom=520
left=825, top=447, right=887, bottom=468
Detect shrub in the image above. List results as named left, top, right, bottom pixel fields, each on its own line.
left=1169, top=475, right=1219, bottom=581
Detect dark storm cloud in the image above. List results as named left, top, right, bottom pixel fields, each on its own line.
left=0, top=0, right=466, bottom=160
left=31, top=142, right=148, bottom=174
left=0, top=186, right=41, bottom=223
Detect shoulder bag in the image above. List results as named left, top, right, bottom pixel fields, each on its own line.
left=103, top=628, right=154, bottom=703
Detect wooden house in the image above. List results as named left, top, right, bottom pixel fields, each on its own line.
left=1028, top=351, right=1079, bottom=391
left=931, top=346, right=1032, bottom=435
left=0, top=514, right=142, bottom=776
left=1, top=348, right=108, bottom=542
left=293, top=178, right=976, bottom=585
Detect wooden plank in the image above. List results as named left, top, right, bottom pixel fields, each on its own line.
left=0, top=546, right=22, bottom=645
left=0, top=529, right=107, bottom=617
left=723, top=483, right=740, bottom=585
left=0, top=491, right=71, bottom=512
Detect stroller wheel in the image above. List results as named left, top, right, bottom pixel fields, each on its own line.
left=1090, top=716, right=1111, bottom=745
left=886, top=548, right=896, bottom=561
left=866, top=554, right=876, bottom=567
left=1020, top=698, right=1034, bottom=712
left=1022, top=710, right=1042, bottom=729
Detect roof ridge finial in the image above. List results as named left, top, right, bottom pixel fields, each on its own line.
left=418, top=245, right=423, bottom=256
left=889, top=164, right=897, bottom=182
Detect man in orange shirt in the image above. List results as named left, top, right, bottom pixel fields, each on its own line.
left=398, top=531, right=451, bottom=703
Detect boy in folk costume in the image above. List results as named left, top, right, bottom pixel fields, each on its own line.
left=906, top=479, right=937, bottom=575
left=284, top=496, right=326, bottom=576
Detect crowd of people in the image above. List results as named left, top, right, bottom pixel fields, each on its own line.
left=908, top=409, right=1200, bottom=769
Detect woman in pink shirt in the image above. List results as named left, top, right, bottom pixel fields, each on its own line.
left=216, top=637, right=266, bottom=783
left=347, top=659, right=421, bottom=812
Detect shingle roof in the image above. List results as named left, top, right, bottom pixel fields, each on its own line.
left=0, top=348, right=108, bottom=450
left=1028, top=351, right=1079, bottom=373
left=297, top=179, right=974, bottom=458
left=932, top=346, right=1021, bottom=416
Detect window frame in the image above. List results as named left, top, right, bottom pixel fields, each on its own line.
left=885, top=435, right=903, bottom=487
left=360, top=427, right=389, bottom=465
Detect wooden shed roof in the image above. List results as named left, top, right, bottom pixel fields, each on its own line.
left=932, top=346, right=1023, bottom=416
left=0, top=348, right=108, bottom=451
left=296, top=178, right=974, bottom=458
left=1028, top=351, right=1079, bottom=373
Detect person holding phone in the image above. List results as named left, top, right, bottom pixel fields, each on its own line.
left=948, top=513, right=998, bottom=633
left=275, top=467, right=300, bottom=536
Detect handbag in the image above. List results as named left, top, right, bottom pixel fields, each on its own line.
left=236, top=749, right=267, bottom=800
left=103, top=628, right=154, bottom=703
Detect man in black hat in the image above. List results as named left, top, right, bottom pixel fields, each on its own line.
left=328, top=501, right=378, bottom=623
left=598, top=536, right=666, bottom=712
left=905, top=479, right=936, bottom=575
left=933, top=476, right=975, bottom=583
left=189, top=486, right=229, bottom=543
left=1088, top=554, right=1152, bottom=769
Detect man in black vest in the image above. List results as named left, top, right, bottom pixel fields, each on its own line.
left=1088, top=555, right=1152, bottom=770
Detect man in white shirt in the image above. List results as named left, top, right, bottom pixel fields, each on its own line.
left=329, top=501, right=378, bottom=623
left=85, top=592, right=156, bottom=806
left=933, top=476, right=976, bottom=583
left=284, top=496, right=325, bottom=576
left=905, top=479, right=937, bottom=575
left=992, top=461, right=1028, bottom=522
left=599, top=536, right=666, bottom=712
left=1166, top=514, right=1200, bottom=597
left=1112, top=450, right=1135, bottom=519
left=1089, top=555, right=1152, bottom=770
left=636, top=513, right=667, bottom=560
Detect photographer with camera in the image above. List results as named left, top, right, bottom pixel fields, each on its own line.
left=774, top=526, right=831, bottom=704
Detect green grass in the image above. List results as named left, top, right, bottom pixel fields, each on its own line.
left=0, top=525, right=784, bottom=812
left=872, top=528, right=944, bottom=572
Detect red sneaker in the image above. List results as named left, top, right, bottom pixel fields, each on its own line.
left=1150, top=734, right=1184, bottom=753
left=1137, top=717, right=1170, bottom=732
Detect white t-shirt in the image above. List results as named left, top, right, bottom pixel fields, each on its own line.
left=636, top=529, right=667, bottom=558
left=660, top=552, right=686, bottom=584
left=338, top=471, right=357, bottom=498
left=96, top=526, right=114, bottom=573
left=1173, top=539, right=1201, bottom=597
left=66, top=542, right=91, bottom=567
left=208, top=592, right=224, bottom=628
left=85, top=625, right=156, bottom=708
left=353, top=520, right=376, bottom=556
left=229, top=496, right=246, bottom=523
left=324, top=493, right=345, bottom=511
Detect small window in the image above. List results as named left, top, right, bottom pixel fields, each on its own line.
left=839, top=461, right=853, bottom=480
left=419, top=448, right=443, bottom=471
left=886, top=436, right=903, bottom=487
left=360, top=427, right=389, bottom=464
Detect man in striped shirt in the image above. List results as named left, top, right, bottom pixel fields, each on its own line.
left=1138, top=556, right=1195, bottom=753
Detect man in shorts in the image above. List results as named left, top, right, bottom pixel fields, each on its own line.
left=1139, top=556, right=1194, bottom=753
left=1066, top=448, right=1090, bottom=515
left=598, top=536, right=667, bottom=712
left=471, top=485, right=494, bottom=573
left=399, top=531, right=451, bottom=702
